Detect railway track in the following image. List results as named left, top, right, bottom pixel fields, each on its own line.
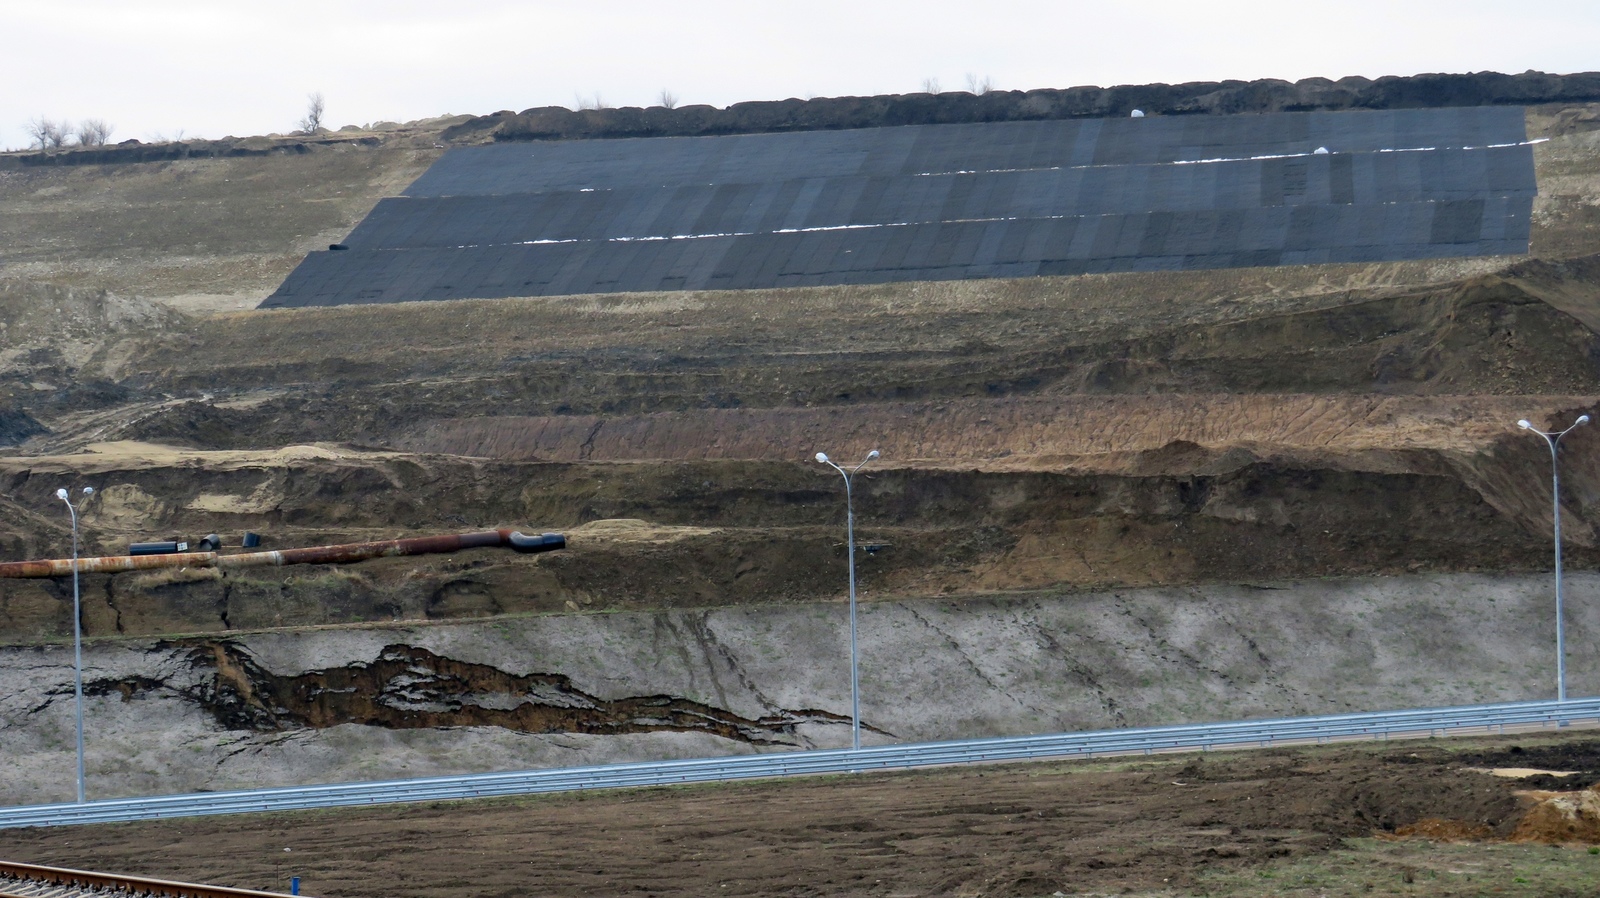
left=0, top=860, right=296, bottom=898
left=2, top=697, right=1597, bottom=830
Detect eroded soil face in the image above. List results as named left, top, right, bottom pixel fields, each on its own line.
left=90, top=640, right=852, bottom=745
left=0, top=734, right=1590, bottom=898
left=2, top=442, right=1596, bottom=642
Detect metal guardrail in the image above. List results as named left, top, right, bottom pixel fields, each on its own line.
left=3, top=697, right=1595, bottom=830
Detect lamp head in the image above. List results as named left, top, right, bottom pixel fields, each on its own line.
left=866, top=450, right=880, bottom=461
left=1578, top=415, right=1592, bottom=426
left=815, top=452, right=829, bottom=464
left=1518, top=419, right=1532, bottom=430
left=82, top=486, right=94, bottom=496
left=55, top=488, right=68, bottom=500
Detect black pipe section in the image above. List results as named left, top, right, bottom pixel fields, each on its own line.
left=508, top=531, right=565, bottom=553
left=129, top=541, right=183, bottom=556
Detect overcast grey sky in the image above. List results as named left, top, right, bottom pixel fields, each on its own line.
left=4, top=0, right=1598, bottom=151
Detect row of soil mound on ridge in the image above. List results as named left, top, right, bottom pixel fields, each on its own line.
left=453, top=71, right=1600, bottom=143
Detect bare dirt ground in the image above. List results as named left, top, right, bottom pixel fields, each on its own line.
left=6, top=733, right=1600, bottom=897
left=0, top=144, right=438, bottom=304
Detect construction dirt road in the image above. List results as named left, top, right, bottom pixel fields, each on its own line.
left=4, top=87, right=1600, bottom=896
left=8, top=733, right=1600, bottom=897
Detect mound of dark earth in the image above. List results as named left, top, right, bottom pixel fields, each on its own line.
left=459, top=70, right=1600, bottom=143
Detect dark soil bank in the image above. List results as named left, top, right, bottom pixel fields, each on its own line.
left=461, top=71, right=1600, bottom=143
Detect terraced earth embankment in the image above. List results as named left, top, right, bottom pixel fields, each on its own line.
left=5, top=252, right=1600, bottom=640
left=3, top=94, right=1600, bottom=896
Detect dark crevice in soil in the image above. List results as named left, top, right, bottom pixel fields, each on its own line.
left=84, top=640, right=863, bottom=745
left=102, top=579, right=123, bottom=634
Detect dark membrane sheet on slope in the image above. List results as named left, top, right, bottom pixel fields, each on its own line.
left=267, top=197, right=1531, bottom=306
left=403, top=107, right=1530, bottom=196
left=340, top=145, right=1535, bottom=250
left=261, top=107, right=1536, bottom=308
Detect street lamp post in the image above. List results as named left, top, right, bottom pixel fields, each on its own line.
left=815, top=449, right=879, bottom=750
left=1517, top=415, right=1590, bottom=702
left=55, top=485, right=93, bottom=803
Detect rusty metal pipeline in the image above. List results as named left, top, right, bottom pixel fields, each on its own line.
left=0, top=529, right=565, bottom=579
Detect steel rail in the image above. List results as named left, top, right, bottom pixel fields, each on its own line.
left=3, top=697, right=1597, bottom=830
left=0, top=859, right=296, bottom=897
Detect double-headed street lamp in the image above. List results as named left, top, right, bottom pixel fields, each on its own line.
left=815, top=449, right=879, bottom=751
left=1517, top=415, right=1590, bottom=702
left=55, top=485, right=93, bottom=803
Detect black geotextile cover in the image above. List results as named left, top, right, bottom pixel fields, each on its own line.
left=262, top=107, right=1535, bottom=307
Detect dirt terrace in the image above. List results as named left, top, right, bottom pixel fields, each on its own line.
left=4, top=253, right=1600, bottom=641
left=3, top=431, right=1599, bottom=643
